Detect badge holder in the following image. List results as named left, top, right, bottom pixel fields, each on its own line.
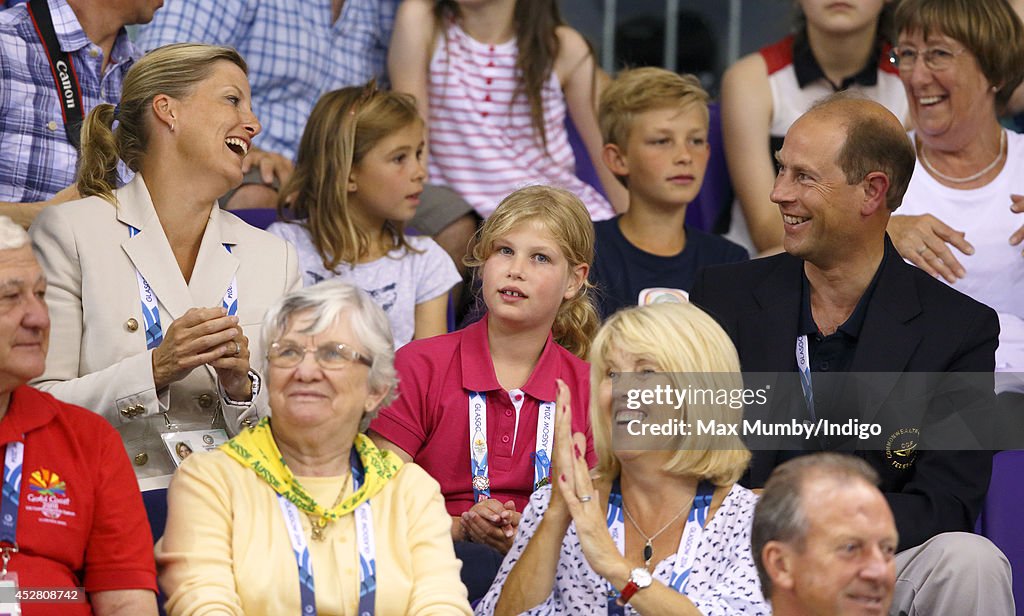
left=160, top=429, right=229, bottom=467
left=0, top=546, right=21, bottom=616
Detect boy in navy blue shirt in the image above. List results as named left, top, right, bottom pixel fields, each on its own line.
left=594, top=67, right=748, bottom=318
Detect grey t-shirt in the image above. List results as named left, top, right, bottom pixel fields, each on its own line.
left=268, top=221, right=460, bottom=348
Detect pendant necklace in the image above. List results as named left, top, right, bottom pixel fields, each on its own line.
left=306, top=484, right=347, bottom=542
left=622, top=495, right=694, bottom=569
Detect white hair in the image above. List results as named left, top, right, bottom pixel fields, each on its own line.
left=0, top=218, right=29, bottom=251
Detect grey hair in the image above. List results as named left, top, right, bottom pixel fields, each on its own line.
left=261, top=280, right=398, bottom=431
left=0, top=218, right=30, bottom=251
left=751, top=453, right=880, bottom=598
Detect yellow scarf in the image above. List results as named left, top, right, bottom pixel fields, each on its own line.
left=220, top=417, right=402, bottom=520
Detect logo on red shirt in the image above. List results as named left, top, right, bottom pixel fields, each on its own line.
left=25, top=468, right=76, bottom=525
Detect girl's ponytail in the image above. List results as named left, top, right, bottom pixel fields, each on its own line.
left=552, top=282, right=599, bottom=359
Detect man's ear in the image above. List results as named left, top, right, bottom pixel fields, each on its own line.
left=861, top=171, right=891, bottom=217
left=602, top=143, right=630, bottom=177
left=763, top=541, right=797, bottom=592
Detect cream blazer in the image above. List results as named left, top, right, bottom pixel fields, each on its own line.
left=29, top=175, right=301, bottom=485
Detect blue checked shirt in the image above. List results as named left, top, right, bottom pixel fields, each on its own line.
left=0, top=0, right=138, bottom=202
left=138, top=0, right=399, bottom=161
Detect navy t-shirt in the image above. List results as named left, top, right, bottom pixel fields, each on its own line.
left=592, top=217, right=749, bottom=318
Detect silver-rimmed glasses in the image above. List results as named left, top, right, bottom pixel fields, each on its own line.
left=889, top=46, right=969, bottom=72
left=268, top=341, right=373, bottom=369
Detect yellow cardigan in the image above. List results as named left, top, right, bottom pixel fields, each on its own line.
left=156, top=449, right=472, bottom=615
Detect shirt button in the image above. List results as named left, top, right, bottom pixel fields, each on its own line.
left=505, top=409, right=513, bottom=417
left=47, top=121, right=58, bottom=131
left=125, top=318, right=139, bottom=332
left=487, top=61, right=494, bottom=67
left=481, top=111, right=489, bottom=117
left=514, top=393, right=523, bottom=401
left=198, top=393, right=214, bottom=409
left=134, top=452, right=149, bottom=466
left=486, top=78, right=492, bottom=85
left=88, top=48, right=99, bottom=58
left=120, top=407, right=133, bottom=418
left=501, top=435, right=510, bottom=444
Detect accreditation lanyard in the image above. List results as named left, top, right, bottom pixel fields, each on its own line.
left=468, top=391, right=555, bottom=502
left=276, top=450, right=376, bottom=616
left=127, top=226, right=239, bottom=350
left=0, top=442, right=23, bottom=574
left=605, top=478, right=715, bottom=615
left=795, top=335, right=815, bottom=420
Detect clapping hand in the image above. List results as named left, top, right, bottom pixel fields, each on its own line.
left=553, top=379, right=623, bottom=580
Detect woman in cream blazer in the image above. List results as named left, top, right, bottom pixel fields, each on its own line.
left=29, top=44, right=301, bottom=488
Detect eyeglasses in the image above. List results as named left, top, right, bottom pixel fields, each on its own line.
left=889, top=46, right=968, bottom=72
left=268, top=341, right=372, bottom=369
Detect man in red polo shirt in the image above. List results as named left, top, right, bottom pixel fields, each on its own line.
left=0, top=216, right=157, bottom=615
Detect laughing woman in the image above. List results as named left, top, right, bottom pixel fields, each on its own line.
left=29, top=43, right=301, bottom=486
left=157, top=281, right=471, bottom=615
left=479, top=303, right=768, bottom=615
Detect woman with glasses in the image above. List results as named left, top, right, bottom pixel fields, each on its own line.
left=29, top=44, right=301, bottom=487
left=157, top=281, right=472, bottom=615
left=887, top=0, right=1024, bottom=402
left=721, top=0, right=907, bottom=254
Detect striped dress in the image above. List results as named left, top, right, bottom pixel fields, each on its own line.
left=427, top=20, right=614, bottom=220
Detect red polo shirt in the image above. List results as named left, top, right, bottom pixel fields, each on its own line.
left=0, top=386, right=156, bottom=615
left=370, top=316, right=595, bottom=516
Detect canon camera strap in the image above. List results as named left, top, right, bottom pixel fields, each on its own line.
left=27, top=0, right=84, bottom=151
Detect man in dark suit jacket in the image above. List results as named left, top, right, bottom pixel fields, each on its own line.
left=690, top=94, right=1011, bottom=616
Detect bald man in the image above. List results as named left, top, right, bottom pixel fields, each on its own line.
left=691, top=94, right=1011, bottom=614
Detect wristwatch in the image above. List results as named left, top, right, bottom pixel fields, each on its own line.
left=616, top=567, right=653, bottom=606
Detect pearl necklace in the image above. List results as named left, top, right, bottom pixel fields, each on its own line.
left=919, top=131, right=1006, bottom=184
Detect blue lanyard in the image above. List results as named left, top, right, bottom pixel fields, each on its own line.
left=0, top=442, right=24, bottom=574
left=606, top=478, right=715, bottom=615
left=127, top=226, right=239, bottom=350
left=796, top=335, right=815, bottom=420
left=277, top=449, right=376, bottom=615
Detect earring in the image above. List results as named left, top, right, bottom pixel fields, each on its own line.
left=348, top=181, right=357, bottom=191
left=169, top=123, right=175, bottom=133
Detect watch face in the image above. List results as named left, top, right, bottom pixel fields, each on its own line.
left=631, top=567, right=653, bottom=588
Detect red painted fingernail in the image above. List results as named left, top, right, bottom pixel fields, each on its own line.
left=560, top=474, right=566, bottom=482
left=574, top=444, right=582, bottom=459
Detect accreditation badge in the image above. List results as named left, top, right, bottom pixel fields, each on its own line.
left=161, top=429, right=229, bottom=467
left=0, top=571, right=20, bottom=616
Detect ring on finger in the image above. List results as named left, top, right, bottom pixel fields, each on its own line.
left=232, top=341, right=241, bottom=356
left=577, top=494, right=593, bottom=503
left=917, top=246, right=928, bottom=255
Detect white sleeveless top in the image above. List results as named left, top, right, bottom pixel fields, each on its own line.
left=427, top=20, right=614, bottom=220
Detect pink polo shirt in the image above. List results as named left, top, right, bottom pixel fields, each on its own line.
left=370, top=316, right=595, bottom=516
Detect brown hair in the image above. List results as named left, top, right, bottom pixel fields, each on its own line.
left=436, top=0, right=593, bottom=153
left=278, top=83, right=424, bottom=270
left=465, top=185, right=598, bottom=358
left=599, top=67, right=710, bottom=149
left=894, top=0, right=1024, bottom=111
left=77, top=43, right=247, bottom=204
left=810, top=93, right=916, bottom=211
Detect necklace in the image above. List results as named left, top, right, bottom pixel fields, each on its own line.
left=622, top=495, right=695, bottom=569
left=306, top=484, right=347, bottom=542
left=919, top=131, right=1006, bottom=184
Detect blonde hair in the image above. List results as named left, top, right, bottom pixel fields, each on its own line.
left=278, top=83, right=424, bottom=270
left=589, top=303, right=751, bottom=485
left=465, top=185, right=598, bottom=358
left=599, top=67, right=710, bottom=150
left=77, top=43, right=247, bottom=204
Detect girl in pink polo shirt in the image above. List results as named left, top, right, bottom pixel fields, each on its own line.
left=369, top=185, right=598, bottom=600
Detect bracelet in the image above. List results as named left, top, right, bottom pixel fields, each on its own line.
left=222, top=370, right=260, bottom=406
